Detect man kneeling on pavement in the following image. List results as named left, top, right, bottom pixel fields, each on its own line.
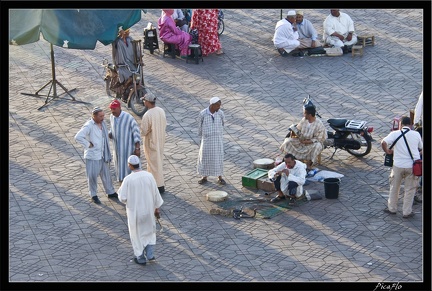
left=268, top=153, right=307, bottom=205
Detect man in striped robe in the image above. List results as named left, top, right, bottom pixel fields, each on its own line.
left=279, top=106, right=326, bottom=170
left=108, top=99, right=141, bottom=183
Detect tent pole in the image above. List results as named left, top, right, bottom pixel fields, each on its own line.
left=21, top=43, right=89, bottom=110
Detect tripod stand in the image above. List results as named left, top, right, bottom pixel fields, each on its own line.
left=21, top=43, right=90, bottom=110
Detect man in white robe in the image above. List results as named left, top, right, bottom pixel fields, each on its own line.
left=197, top=97, right=226, bottom=185
left=323, top=9, right=357, bottom=52
left=140, top=95, right=167, bottom=194
left=108, top=99, right=141, bottom=183
left=273, top=10, right=300, bottom=57
left=268, top=153, right=307, bottom=205
left=118, top=155, right=164, bottom=265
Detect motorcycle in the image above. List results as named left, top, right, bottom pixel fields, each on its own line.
left=103, top=39, right=148, bottom=117
left=286, top=95, right=374, bottom=158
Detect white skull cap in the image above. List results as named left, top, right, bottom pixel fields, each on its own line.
left=128, top=155, right=140, bottom=165
left=210, top=97, right=221, bottom=104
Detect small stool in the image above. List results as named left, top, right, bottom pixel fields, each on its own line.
left=143, top=28, right=159, bottom=54
left=357, top=35, right=375, bottom=47
left=163, top=43, right=177, bottom=59
left=351, top=45, right=364, bottom=57
left=186, top=44, right=203, bottom=64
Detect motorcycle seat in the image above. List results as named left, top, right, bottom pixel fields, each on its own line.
left=327, top=118, right=347, bottom=128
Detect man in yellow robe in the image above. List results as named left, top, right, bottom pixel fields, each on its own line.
left=140, top=95, right=167, bottom=193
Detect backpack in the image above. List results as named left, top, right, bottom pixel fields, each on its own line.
left=190, top=28, right=199, bottom=44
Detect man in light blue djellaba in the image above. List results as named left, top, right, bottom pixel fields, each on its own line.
left=295, top=10, right=322, bottom=49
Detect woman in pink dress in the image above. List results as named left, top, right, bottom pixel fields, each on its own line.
left=158, top=9, right=192, bottom=58
left=190, top=9, right=223, bottom=57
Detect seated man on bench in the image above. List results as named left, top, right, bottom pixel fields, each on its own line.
left=279, top=105, right=326, bottom=170
left=158, top=9, right=192, bottom=58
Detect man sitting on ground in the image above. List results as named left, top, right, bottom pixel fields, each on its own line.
left=273, top=10, right=300, bottom=57
left=268, top=153, right=307, bottom=205
left=295, top=10, right=323, bottom=49
left=322, top=9, right=358, bottom=53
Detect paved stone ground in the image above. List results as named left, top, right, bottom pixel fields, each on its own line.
left=8, top=8, right=429, bottom=289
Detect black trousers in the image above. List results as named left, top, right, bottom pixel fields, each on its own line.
left=273, top=175, right=298, bottom=196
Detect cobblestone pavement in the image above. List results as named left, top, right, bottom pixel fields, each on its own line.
left=8, top=8, right=429, bottom=289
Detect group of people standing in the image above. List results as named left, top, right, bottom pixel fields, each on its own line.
left=74, top=96, right=167, bottom=265
left=273, top=9, right=357, bottom=57
left=74, top=94, right=227, bottom=264
left=158, top=9, right=223, bottom=58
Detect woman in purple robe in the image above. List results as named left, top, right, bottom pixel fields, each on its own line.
left=158, top=9, right=192, bottom=58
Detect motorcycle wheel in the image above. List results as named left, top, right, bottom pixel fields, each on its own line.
left=218, top=19, right=224, bottom=36
left=128, top=88, right=148, bottom=117
left=346, top=133, right=372, bottom=157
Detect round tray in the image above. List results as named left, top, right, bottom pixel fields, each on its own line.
left=253, top=158, right=274, bottom=169
left=206, top=191, right=228, bottom=202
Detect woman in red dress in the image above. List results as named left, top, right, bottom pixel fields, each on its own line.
left=190, top=9, right=223, bottom=56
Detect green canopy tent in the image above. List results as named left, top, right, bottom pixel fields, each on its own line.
left=9, top=9, right=142, bottom=109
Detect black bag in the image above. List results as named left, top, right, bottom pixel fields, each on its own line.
left=307, top=47, right=326, bottom=55
left=189, top=29, right=199, bottom=44
left=383, top=129, right=409, bottom=167
left=175, top=19, right=188, bottom=27
left=384, top=153, right=394, bottom=167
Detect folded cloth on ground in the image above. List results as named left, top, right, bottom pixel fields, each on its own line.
left=306, top=170, right=344, bottom=182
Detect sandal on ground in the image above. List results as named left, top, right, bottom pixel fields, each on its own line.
left=217, top=178, right=226, bottom=185
left=215, top=49, right=224, bottom=55
left=198, top=177, right=208, bottom=184
left=270, top=195, right=286, bottom=203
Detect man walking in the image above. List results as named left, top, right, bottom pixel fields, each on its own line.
left=74, top=107, right=117, bottom=204
left=381, top=116, right=423, bottom=218
left=108, top=99, right=141, bottom=183
left=118, top=155, right=164, bottom=265
left=197, top=97, right=226, bottom=185
left=140, top=95, right=167, bottom=194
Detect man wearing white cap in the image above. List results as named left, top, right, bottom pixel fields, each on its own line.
left=118, top=155, right=164, bottom=265
left=272, top=10, right=300, bottom=57
left=197, top=97, right=227, bottom=185
left=140, top=94, right=167, bottom=194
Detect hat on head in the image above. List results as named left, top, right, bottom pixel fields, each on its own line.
left=128, top=155, right=140, bottom=165
left=287, top=10, right=296, bottom=16
left=143, top=95, right=156, bottom=102
left=210, top=97, right=221, bottom=105
left=296, top=10, right=304, bottom=15
left=109, top=99, right=121, bottom=109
